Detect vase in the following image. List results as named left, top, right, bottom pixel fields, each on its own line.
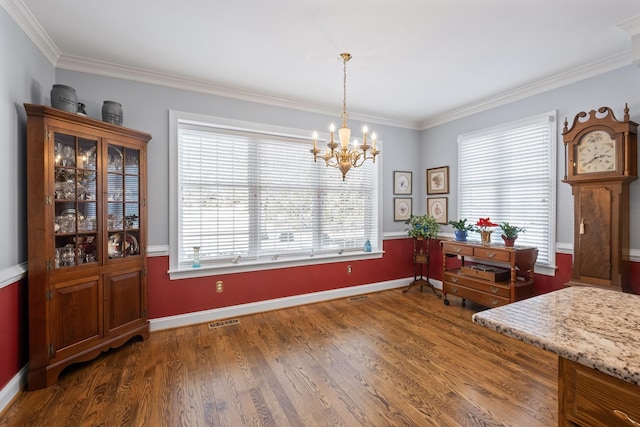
left=454, top=230, right=467, bottom=242
left=502, top=235, right=517, bottom=247
left=102, top=100, right=123, bottom=125
left=480, top=230, right=492, bottom=245
left=192, top=246, right=201, bottom=268
left=50, top=84, right=78, bottom=113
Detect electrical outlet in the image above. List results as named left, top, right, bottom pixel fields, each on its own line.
left=347, top=265, right=352, bottom=274
left=216, top=281, right=223, bottom=293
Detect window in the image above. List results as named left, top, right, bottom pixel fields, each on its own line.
left=169, top=111, right=381, bottom=277
left=457, top=111, right=557, bottom=273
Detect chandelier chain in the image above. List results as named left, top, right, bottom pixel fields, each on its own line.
left=342, top=54, right=348, bottom=128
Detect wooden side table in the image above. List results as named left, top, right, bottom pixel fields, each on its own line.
left=404, top=237, right=440, bottom=296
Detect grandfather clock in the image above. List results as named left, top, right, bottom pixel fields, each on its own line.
left=562, top=105, right=638, bottom=292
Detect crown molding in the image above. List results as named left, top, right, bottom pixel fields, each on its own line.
left=56, top=54, right=419, bottom=130
left=5, top=0, right=635, bottom=131
left=418, top=51, right=632, bottom=130
left=1, top=0, right=59, bottom=65
left=618, top=15, right=640, bottom=36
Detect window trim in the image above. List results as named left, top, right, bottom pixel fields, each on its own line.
left=168, top=110, right=384, bottom=280
left=457, top=111, right=557, bottom=276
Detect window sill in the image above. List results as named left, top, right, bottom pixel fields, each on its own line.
left=168, top=250, right=384, bottom=280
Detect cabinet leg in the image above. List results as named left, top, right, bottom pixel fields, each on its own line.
left=444, top=298, right=449, bottom=305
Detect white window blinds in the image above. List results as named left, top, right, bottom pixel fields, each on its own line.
left=457, top=112, right=557, bottom=269
left=172, top=114, right=380, bottom=271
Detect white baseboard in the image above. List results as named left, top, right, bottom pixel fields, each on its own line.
left=150, top=277, right=419, bottom=331
left=0, top=365, right=27, bottom=415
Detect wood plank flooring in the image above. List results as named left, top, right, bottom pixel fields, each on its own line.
left=0, top=289, right=557, bottom=426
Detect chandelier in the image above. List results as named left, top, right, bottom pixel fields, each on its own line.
left=311, top=53, right=380, bottom=180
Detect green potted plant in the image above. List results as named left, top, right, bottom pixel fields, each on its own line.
left=499, top=222, right=526, bottom=247
left=448, top=218, right=474, bottom=242
left=405, top=214, right=440, bottom=240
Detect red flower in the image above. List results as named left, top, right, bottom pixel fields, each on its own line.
left=474, top=217, right=499, bottom=232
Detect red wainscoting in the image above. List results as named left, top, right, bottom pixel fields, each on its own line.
left=629, top=261, right=640, bottom=294
left=148, top=238, right=417, bottom=319
left=0, top=279, right=28, bottom=390
left=535, top=252, right=640, bottom=295
left=147, top=239, right=639, bottom=319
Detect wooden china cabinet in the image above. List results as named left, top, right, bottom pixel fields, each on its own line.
left=25, top=104, right=152, bottom=389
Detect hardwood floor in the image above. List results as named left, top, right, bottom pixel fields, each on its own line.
left=0, top=289, right=557, bottom=426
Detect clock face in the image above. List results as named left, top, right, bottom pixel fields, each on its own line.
left=575, top=130, right=616, bottom=174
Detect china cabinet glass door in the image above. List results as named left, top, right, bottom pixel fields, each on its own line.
left=53, top=132, right=99, bottom=268
left=107, top=144, right=141, bottom=259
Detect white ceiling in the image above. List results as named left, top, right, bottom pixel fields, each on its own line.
left=14, top=0, right=640, bottom=129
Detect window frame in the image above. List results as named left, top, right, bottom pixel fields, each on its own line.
left=168, top=110, right=383, bottom=280
left=456, top=111, right=557, bottom=275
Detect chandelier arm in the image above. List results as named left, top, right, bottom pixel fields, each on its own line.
left=323, top=152, right=340, bottom=169
left=351, top=152, right=365, bottom=167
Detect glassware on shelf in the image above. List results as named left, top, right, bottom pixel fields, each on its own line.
left=54, top=144, right=76, bottom=167
left=108, top=146, right=123, bottom=171
left=107, top=232, right=139, bottom=258
left=107, top=214, right=123, bottom=230
left=55, top=209, right=84, bottom=234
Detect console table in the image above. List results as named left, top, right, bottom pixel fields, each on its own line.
left=441, top=240, right=537, bottom=307
left=473, top=287, right=640, bottom=427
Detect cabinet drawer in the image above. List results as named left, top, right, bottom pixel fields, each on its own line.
left=561, top=358, right=640, bottom=427
left=473, top=247, right=511, bottom=262
left=444, top=271, right=511, bottom=297
left=443, top=282, right=509, bottom=308
left=442, top=243, right=473, bottom=256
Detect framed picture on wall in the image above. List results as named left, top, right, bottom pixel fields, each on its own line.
left=393, top=171, right=412, bottom=195
left=427, top=197, right=448, bottom=224
left=426, top=166, right=449, bottom=194
left=394, top=198, right=412, bottom=221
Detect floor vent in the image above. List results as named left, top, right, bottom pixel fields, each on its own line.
left=349, top=295, right=369, bottom=302
left=208, top=319, right=240, bottom=329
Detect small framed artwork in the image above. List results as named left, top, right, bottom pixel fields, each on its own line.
left=393, top=171, right=412, bottom=195
left=427, top=197, right=448, bottom=224
left=426, top=166, right=449, bottom=194
left=394, top=198, right=412, bottom=222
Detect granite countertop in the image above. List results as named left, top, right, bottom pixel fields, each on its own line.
left=472, top=286, right=640, bottom=386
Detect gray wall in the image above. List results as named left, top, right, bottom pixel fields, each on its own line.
left=1, top=7, right=54, bottom=269
left=422, top=65, right=640, bottom=249
left=55, top=69, right=421, bottom=246
left=5, top=0, right=640, bottom=267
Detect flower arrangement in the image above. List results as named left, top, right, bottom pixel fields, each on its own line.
left=472, top=217, right=499, bottom=233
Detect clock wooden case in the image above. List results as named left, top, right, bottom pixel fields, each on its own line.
left=562, top=105, right=637, bottom=292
